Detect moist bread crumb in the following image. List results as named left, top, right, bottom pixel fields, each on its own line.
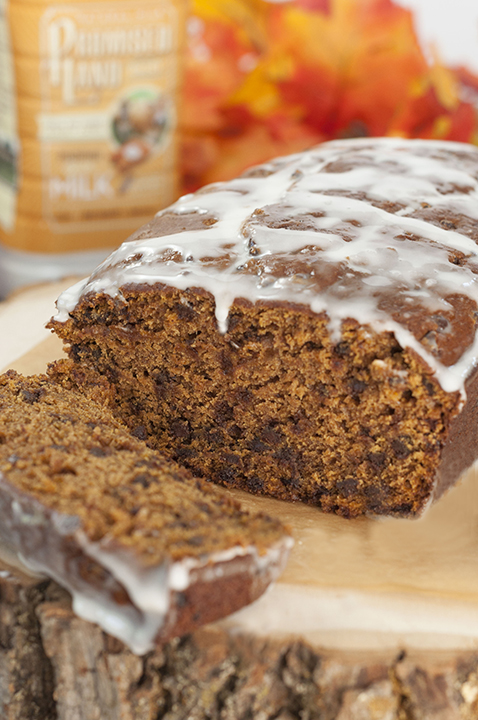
left=0, top=371, right=291, bottom=653
left=48, top=138, right=478, bottom=518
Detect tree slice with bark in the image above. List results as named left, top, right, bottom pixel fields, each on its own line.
left=1, top=560, right=478, bottom=720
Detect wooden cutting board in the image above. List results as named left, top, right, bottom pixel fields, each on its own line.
left=1, top=280, right=478, bottom=719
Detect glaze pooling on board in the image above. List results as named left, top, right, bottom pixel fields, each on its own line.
left=55, top=138, right=478, bottom=396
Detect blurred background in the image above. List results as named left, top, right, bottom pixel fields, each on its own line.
left=181, top=0, right=478, bottom=191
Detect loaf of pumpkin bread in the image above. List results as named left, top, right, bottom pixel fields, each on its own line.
left=49, top=138, right=478, bottom=517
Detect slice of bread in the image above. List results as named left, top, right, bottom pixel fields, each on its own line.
left=0, top=371, right=291, bottom=654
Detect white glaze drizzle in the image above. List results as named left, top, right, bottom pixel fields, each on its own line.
left=19, top=519, right=292, bottom=655
left=0, top=464, right=293, bottom=655
left=72, top=532, right=292, bottom=655
left=54, top=138, right=478, bottom=396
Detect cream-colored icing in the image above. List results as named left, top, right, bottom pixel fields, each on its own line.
left=54, top=138, right=478, bottom=396
left=0, top=472, right=292, bottom=655
left=19, top=510, right=293, bottom=655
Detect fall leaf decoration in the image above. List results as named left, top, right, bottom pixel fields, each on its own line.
left=180, top=0, right=478, bottom=193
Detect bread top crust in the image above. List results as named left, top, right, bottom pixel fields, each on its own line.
left=54, top=138, right=478, bottom=396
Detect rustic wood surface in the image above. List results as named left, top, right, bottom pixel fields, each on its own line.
left=1, top=564, right=478, bottom=720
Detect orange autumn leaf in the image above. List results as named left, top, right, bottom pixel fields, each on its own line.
left=390, top=54, right=476, bottom=140
left=181, top=18, right=256, bottom=133
left=204, top=117, right=322, bottom=185
left=295, top=0, right=332, bottom=14
left=248, top=0, right=427, bottom=134
left=181, top=0, right=478, bottom=192
left=391, top=84, right=476, bottom=141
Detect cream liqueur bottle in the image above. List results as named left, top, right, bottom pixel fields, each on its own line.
left=0, top=0, right=187, bottom=296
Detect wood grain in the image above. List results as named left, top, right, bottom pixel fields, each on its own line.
left=0, top=562, right=478, bottom=719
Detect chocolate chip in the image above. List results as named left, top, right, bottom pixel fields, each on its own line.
left=280, top=475, right=300, bottom=489
left=214, top=401, right=234, bottom=423
left=273, top=447, right=295, bottom=463
left=20, top=388, right=43, bottom=404
left=423, top=379, right=436, bottom=396
left=391, top=438, right=411, bottom=459
left=334, top=342, right=350, bottom=357
left=205, top=428, right=224, bottom=445
left=350, top=378, right=367, bottom=395
left=170, top=420, right=190, bottom=440
left=89, top=446, right=107, bottom=458
left=70, top=344, right=81, bottom=362
left=176, top=446, right=197, bottom=461
left=174, top=302, right=197, bottom=322
left=220, top=351, right=233, bottom=375
left=448, top=252, right=467, bottom=267
left=235, top=388, right=252, bottom=405
left=313, top=381, right=329, bottom=398
left=132, top=473, right=154, bottom=488
left=248, top=238, right=260, bottom=256
left=153, top=370, right=175, bottom=401
left=221, top=452, right=241, bottom=466
left=302, top=341, right=323, bottom=352
left=337, top=478, right=358, bottom=497
left=440, top=219, right=457, bottom=230
left=391, top=502, right=413, bottom=515
left=261, top=426, right=282, bottom=445
left=426, top=417, right=439, bottom=432
left=176, top=593, right=188, bottom=608
left=131, top=425, right=147, bottom=441
left=248, top=439, right=268, bottom=453
left=431, top=314, right=449, bottom=330
left=363, top=484, right=389, bottom=503
left=367, top=452, right=387, bottom=470
left=216, top=467, right=237, bottom=484
left=246, top=476, right=264, bottom=492
left=228, top=425, right=243, bottom=439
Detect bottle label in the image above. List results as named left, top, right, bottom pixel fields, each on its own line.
left=37, top=0, right=182, bottom=234
left=0, top=0, right=19, bottom=232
